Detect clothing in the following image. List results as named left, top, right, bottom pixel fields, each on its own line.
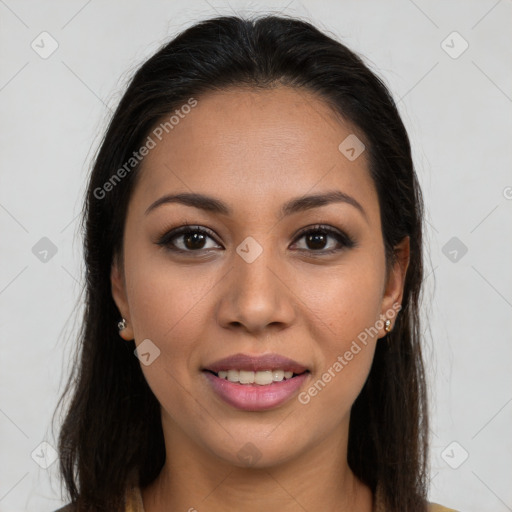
left=124, top=483, right=459, bottom=512
left=55, top=482, right=459, bottom=511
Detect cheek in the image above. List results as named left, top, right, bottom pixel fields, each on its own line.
left=124, top=256, right=215, bottom=419
left=301, top=254, right=385, bottom=344
left=125, top=246, right=214, bottom=338
left=123, top=246, right=220, bottom=385
left=295, top=254, right=384, bottom=411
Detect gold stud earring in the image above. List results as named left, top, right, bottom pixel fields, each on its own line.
left=384, top=319, right=392, bottom=333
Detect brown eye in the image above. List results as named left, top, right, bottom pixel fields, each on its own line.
left=304, top=231, right=329, bottom=250
left=182, top=232, right=208, bottom=250
left=291, top=225, right=355, bottom=254
left=157, top=226, right=222, bottom=253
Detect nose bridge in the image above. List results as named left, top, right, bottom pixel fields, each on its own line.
left=234, top=234, right=280, bottom=305
left=217, top=234, right=295, bottom=332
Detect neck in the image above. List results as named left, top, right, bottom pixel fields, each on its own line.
left=141, top=416, right=373, bottom=512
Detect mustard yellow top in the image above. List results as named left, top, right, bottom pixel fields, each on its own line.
left=124, top=484, right=459, bottom=512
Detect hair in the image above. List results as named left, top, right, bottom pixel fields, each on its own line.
left=55, top=14, right=428, bottom=512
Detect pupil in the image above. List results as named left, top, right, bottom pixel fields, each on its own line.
left=185, top=232, right=206, bottom=250
left=182, top=231, right=329, bottom=251
left=307, top=232, right=326, bottom=250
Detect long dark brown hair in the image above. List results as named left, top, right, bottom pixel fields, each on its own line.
left=54, top=14, right=429, bottom=512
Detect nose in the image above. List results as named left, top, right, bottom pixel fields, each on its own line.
left=216, top=241, right=296, bottom=335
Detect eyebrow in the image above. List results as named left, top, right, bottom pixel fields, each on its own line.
left=145, top=190, right=367, bottom=222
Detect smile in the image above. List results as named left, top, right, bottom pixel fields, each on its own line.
left=215, top=369, right=297, bottom=385
left=202, top=352, right=311, bottom=411
left=203, top=371, right=310, bottom=411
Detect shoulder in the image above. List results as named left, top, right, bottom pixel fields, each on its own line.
left=428, top=502, right=459, bottom=512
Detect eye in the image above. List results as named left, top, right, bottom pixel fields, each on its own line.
left=157, top=223, right=355, bottom=256
left=290, top=224, right=355, bottom=254
left=157, top=225, right=222, bottom=253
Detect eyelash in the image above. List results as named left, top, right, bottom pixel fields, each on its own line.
left=156, top=223, right=356, bottom=256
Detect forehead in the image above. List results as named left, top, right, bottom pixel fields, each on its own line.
left=132, top=86, right=379, bottom=221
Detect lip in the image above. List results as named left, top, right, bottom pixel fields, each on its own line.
left=202, top=353, right=310, bottom=411
left=203, top=371, right=310, bottom=411
left=203, top=353, right=309, bottom=374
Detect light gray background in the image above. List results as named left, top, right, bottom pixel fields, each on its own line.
left=1, top=1, right=511, bottom=511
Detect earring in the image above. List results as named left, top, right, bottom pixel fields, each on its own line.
left=118, top=318, right=127, bottom=331
left=384, top=319, right=392, bottom=333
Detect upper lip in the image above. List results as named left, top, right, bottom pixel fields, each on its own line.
left=203, top=353, right=309, bottom=374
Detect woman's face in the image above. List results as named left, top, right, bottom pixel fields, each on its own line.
left=111, top=86, right=408, bottom=468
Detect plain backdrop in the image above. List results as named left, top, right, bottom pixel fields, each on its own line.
left=1, top=1, right=511, bottom=511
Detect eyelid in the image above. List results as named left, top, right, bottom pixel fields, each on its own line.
left=290, top=224, right=355, bottom=251
left=156, top=223, right=355, bottom=254
left=157, top=224, right=222, bottom=250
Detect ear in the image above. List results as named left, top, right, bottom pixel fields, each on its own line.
left=111, top=254, right=134, bottom=340
left=379, top=236, right=410, bottom=335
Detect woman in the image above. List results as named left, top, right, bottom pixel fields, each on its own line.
left=54, top=14, right=458, bottom=512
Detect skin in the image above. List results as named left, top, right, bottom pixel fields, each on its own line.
left=111, top=86, right=409, bottom=512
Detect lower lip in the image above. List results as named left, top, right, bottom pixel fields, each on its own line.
left=203, top=371, right=309, bottom=411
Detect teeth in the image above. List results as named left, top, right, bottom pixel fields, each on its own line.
left=254, top=370, right=273, bottom=385
left=215, top=369, right=298, bottom=385
left=227, top=370, right=238, bottom=382
left=273, top=369, right=284, bottom=381
left=239, top=370, right=255, bottom=384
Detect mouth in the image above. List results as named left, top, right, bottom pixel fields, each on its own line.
left=203, top=368, right=309, bottom=385
left=202, top=353, right=310, bottom=411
